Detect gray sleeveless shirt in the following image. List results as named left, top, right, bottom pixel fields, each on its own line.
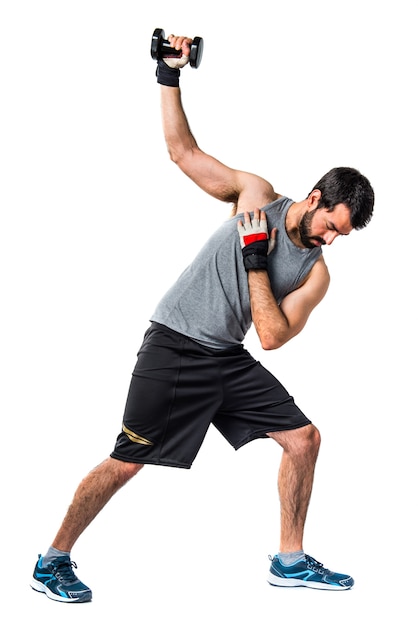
left=151, top=196, right=322, bottom=348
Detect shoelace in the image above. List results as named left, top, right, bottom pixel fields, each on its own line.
left=305, top=555, right=330, bottom=575
left=51, top=558, right=79, bottom=584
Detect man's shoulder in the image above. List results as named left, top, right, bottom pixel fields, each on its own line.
left=233, top=176, right=279, bottom=215
left=298, top=255, right=330, bottom=288
left=311, top=255, right=331, bottom=288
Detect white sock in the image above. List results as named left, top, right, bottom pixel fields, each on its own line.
left=278, top=550, right=305, bottom=565
left=43, top=546, right=71, bottom=565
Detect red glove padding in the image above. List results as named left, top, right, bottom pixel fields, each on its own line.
left=237, top=210, right=275, bottom=272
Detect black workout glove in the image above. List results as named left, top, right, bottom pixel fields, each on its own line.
left=156, top=49, right=190, bottom=87
left=237, top=211, right=276, bottom=272
left=156, top=60, right=180, bottom=87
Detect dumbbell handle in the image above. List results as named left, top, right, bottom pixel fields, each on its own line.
left=159, top=39, right=183, bottom=58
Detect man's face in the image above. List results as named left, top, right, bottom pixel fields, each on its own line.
left=299, top=203, right=353, bottom=248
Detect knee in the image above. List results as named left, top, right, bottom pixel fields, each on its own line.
left=305, top=424, right=321, bottom=455
left=268, top=424, right=321, bottom=457
left=123, top=462, right=144, bottom=480
left=105, top=457, right=144, bottom=486
left=118, top=460, right=144, bottom=482
left=294, top=425, right=321, bottom=459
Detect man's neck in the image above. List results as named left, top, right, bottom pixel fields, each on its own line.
left=285, top=200, right=308, bottom=248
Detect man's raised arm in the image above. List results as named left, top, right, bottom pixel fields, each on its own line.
left=156, top=34, right=278, bottom=212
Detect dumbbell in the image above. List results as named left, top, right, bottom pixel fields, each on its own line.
left=150, top=28, right=204, bottom=69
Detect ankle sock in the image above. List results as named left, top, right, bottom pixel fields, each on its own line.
left=278, top=550, right=305, bottom=565
left=43, top=546, right=71, bottom=566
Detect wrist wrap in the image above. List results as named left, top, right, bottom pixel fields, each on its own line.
left=242, top=240, right=269, bottom=272
left=156, top=60, right=180, bottom=87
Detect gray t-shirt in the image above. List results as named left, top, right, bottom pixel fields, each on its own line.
left=151, top=196, right=322, bottom=348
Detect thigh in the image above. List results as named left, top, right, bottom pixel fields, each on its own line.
left=213, top=350, right=311, bottom=449
left=111, top=324, right=223, bottom=469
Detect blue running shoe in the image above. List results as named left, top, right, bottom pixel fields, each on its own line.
left=30, top=554, right=92, bottom=603
left=267, top=554, right=354, bottom=590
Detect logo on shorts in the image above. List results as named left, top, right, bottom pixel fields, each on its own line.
left=122, top=423, right=154, bottom=446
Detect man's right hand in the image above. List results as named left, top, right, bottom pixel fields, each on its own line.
left=156, top=34, right=192, bottom=87
left=162, top=35, right=192, bottom=69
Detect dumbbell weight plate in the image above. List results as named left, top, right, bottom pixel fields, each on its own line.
left=150, top=28, right=165, bottom=62
left=189, top=37, right=203, bottom=69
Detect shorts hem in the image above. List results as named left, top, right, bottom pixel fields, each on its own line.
left=233, top=419, right=312, bottom=451
left=110, top=452, right=192, bottom=470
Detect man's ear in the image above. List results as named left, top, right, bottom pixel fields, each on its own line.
left=307, top=189, right=322, bottom=210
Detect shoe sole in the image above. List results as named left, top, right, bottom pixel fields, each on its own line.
left=267, top=572, right=353, bottom=591
left=30, top=579, right=92, bottom=603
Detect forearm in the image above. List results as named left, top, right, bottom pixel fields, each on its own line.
left=248, top=270, right=291, bottom=350
left=160, top=85, right=198, bottom=163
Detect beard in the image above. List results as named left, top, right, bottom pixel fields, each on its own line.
left=299, top=208, right=326, bottom=248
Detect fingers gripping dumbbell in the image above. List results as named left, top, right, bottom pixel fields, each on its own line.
left=150, top=28, right=204, bottom=68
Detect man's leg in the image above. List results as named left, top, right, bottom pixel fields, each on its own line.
left=267, top=424, right=320, bottom=552
left=267, top=424, right=354, bottom=590
left=52, top=457, right=143, bottom=551
left=31, top=457, right=142, bottom=602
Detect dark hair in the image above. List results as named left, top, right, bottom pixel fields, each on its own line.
left=310, top=167, right=374, bottom=230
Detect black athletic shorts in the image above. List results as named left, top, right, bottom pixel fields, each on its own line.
left=110, top=323, right=311, bottom=469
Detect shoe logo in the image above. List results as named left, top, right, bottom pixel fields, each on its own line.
left=122, top=424, right=153, bottom=446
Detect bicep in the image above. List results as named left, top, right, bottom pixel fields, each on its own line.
left=280, top=260, right=330, bottom=339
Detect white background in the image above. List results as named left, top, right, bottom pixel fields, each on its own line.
left=1, top=0, right=416, bottom=624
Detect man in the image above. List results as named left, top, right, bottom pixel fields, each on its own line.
left=30, top=34, right=374, bottom=602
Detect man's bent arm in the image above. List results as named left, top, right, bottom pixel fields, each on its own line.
left=248, top=259, right=330, bottom=350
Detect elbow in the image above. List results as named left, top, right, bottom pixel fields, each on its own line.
left=166, top=146, right=195, bottom=177
left=261, top=342, right=277, bottom=351
left=259, top=326, right=296, bottom=351
left=261, top=340, right=284, bottom=351
left=259, top=332, right=286, bottom=351
left=166, top=144, right=181, bottom=165
left=166, top=140, right=199, bottom=168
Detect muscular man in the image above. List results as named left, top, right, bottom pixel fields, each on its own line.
left=30, top=34, right=374, bottom=602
